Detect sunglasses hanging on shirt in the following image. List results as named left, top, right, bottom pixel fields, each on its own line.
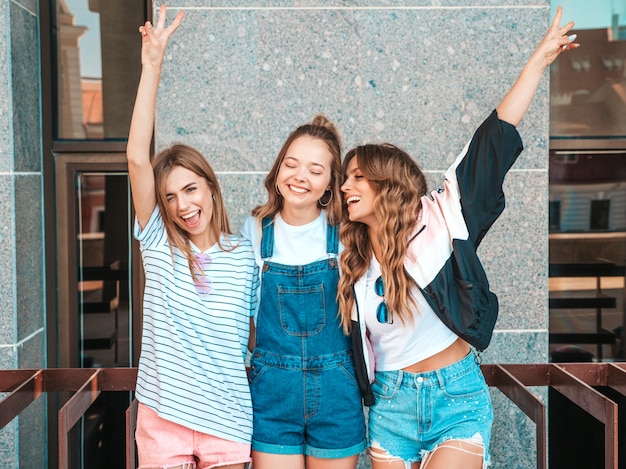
left=374, top=275, right=392, bottom=324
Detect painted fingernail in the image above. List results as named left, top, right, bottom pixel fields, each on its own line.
left=569, top=34, right=577, bottom=41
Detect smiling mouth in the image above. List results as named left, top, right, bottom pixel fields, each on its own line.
left=345, top=196, right=361, bottom=206
left=182, top=210, right=200, bottom=220
left=288, top=185, right=308, bottom=194
left=181, top=210, right=201, bottom=227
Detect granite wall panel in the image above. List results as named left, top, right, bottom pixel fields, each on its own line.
left=0, top=2, right=46, bottom=468
left=155, top=3, right=549, bottom=468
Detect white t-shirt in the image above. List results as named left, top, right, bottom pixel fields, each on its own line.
left=240, top=212, right=338, bottom=269
left=134, top=206, right=259, bottom=444
left=363, top=256, right=457, bottom=371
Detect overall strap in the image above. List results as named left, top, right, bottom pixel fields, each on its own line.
left=326, top=223, right=339, bottom=255
left=260, top=217, right=274, bottom=259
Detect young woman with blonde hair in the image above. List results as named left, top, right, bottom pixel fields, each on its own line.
left=127, top=7, right=259, bottom=468
left=339, top=8, right=578, bottom=469
left=240, top=116, right=366, bottom=469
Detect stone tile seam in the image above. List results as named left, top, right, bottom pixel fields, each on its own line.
left=216, top=171, right=267, bottom=175
left=423, top=168, right=545, bottom=174
left=169, top=6, right=547, bottom=11
left=0, top=172, right=42, bottom=176
left=10, top=0, right=36, bottom=17
left=0, top=169, right=548, bottom=177
left=215, top=169, right=545, bottom=175
left=0, top=327, right=44, bottom=348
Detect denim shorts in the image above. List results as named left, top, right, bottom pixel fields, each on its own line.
left=249, top=349, right=366, bottom=458
left=368, top=352, right=493, bottom=464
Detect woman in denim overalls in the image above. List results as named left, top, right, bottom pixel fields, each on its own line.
left=240, top=116, right=366, bottom=468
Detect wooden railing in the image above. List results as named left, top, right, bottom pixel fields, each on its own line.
left=1, top=364, right=626, bottom=468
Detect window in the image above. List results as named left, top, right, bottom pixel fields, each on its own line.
left=590, top=199, right=611, bottom=230
left=55, top=0, right=146, bottom=140
left=548, top=1, right=626, bottom=363
left=46, top=2, right=148, bottom=466
left=550, top=3, right=626, bottom=140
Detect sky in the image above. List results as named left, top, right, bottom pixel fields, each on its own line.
left=552, top=0, right=626, bottom=29
left=65, top=0, right=626, bottom=79
left=65, top=0, right=101, bottom=78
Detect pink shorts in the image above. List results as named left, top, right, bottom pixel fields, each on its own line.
left=135, top=403, right=251, bottom=469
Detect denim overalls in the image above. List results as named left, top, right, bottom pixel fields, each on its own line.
left=249, top=217, right=366, bottom=458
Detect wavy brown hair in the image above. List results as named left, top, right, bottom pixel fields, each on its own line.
left=152, top=143, right=233, bottom=281
left=252, top=115, right=343, bottom=227
left=338, top=143, right=428, bottom=332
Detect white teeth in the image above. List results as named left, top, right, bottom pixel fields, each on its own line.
left=346, top=196, right=361, bottom=205
left=289, top=185, right=308, bottom=194
left=182, top=210, right=199, bottom=220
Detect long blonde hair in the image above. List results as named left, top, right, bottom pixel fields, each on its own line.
left=152, top=143, right=233, bottom=281
left=253, top=115, right=343, bottom=226
left=338, top=143, right=428, bottom=332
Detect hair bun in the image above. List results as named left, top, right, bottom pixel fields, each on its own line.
left=310, top=114, right=330, bottom=127
left=310, top=114, right=341, bottom=145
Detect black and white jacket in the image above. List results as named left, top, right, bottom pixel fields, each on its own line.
left=350, top=110, right=524, bottom=406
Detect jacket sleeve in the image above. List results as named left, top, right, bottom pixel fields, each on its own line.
left=443, top=110, right=523, bottom=247
left=350, top=320, right=375, bottom=406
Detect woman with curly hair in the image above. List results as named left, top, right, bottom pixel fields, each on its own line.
left=338, top=7, right=578, bottom=469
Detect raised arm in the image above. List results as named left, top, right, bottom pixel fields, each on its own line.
left=496, top=6, right=579, bottom=127
left=126, top=5, right=184, bottom=228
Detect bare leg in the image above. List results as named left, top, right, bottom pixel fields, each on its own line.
left=306, top=454, right=360, bottom=469
left=251, top=451, right=305, bottom=469
left=369, top=447, right=420, bottom=469
left=419, top=439, right=484, bottom=469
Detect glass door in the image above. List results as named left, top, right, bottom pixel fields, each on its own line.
left=54, top=153, right=140, bottom=469
left=76, top=171, right=131, bottom=369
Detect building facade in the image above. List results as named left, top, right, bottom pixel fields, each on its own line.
left=4, top=0, right=622, bottom=467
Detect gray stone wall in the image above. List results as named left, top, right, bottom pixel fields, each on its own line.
left=0, top=1, right=46, bottom=468
left=156, top=2, right=550, bottom=468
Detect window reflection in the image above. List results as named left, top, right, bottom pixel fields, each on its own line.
left=76, top=172, right=131, bottom=369
left=550, top=2, right=626, bottom=138
left=549, top=2, right=626, bottom=363
left=56, top=0, right=144, bottom=140
left=549, top=151, right=626, bottom=234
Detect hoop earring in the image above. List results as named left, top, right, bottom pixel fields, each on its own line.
left=318, top=189, right=333, bottom=207
left=275, top=184, right=282, bottom=196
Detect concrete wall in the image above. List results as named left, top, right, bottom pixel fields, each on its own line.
left=155, top=1, right=551, bottom=467
left=0, top=1, right=46, bottom=468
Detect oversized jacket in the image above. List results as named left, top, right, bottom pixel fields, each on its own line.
left=350, top=110, right=524, bottom=406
